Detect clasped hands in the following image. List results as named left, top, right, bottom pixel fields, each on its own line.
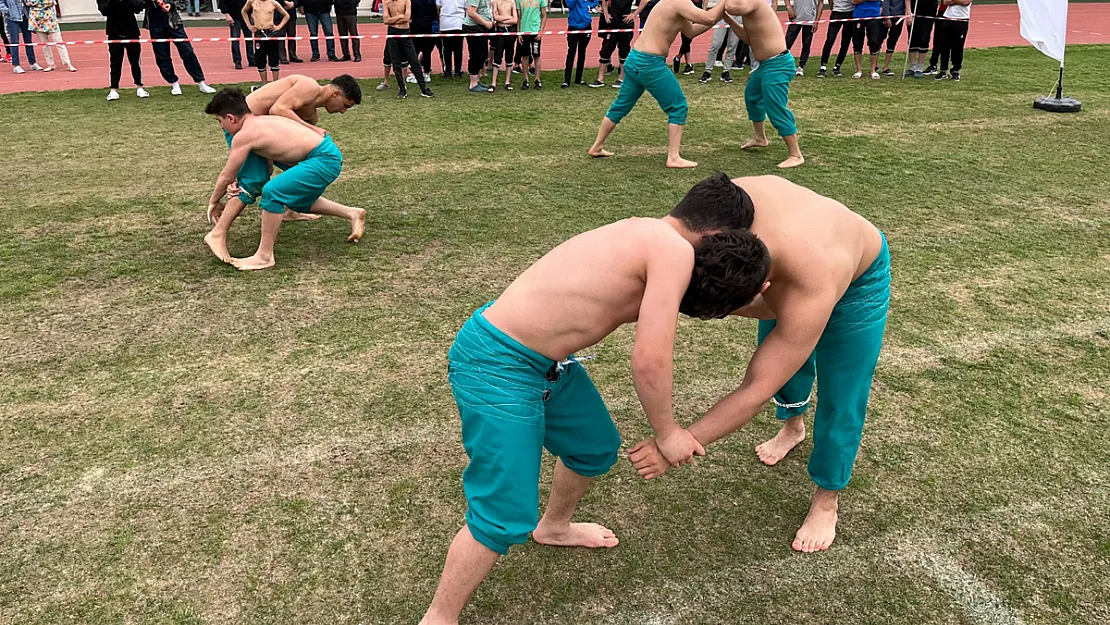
left=627, top=427, right=704, bottom=480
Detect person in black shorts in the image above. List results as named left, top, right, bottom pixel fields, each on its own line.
left=878, top=0, right=911, bottom=76
left=905, top=0, right=937, bottom=77
left=590, top=0, right=632, bottom=87
left=243, top=0, right=290, bottom=85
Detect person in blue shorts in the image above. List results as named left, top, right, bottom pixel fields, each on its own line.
left=203, top=88, right=365, bottom=270
left=722, top=0, right=806, bottom=168
left=588, top=0, right=728, bottom=168
left=419, top=172, right=773, bottom=625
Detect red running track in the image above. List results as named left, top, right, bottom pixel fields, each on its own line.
left=1, top=3, right=1108, bottom=94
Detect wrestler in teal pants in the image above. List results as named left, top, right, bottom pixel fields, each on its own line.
left=757, top=235, right=890, bottom=491
left=745, top=51, right=797, bottom=137
left=605, top=49, right=689, bottom=126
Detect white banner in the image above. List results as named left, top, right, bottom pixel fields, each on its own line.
left=1017, top=0, right=1069, bottom=64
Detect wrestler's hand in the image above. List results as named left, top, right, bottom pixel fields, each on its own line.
left=207, top=200, right=225, bottom=225
left=628, top=438, right=670, bottom=479
left=227, top=181, right=244, bottom=196
left=656, top=428, right=705, bottom=467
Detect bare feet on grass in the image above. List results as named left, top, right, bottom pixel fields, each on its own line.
left=755, top=420, right=806, bottom=466
left=533, top=522, right=619, bottom=549
left=778, top=155, right=806, bottom=168
left=231, top=254, right=276, bottom=271
left=588, top=147, right=613, bottom=158
left=666, top=156, right=698, bottom=168
left=348, top=208, right=366, bottom=243
left=741, top=137, right=771, bottom=149
left=204, top=231, right=232, bottom=263
left=792, top=489, right=839, bottom=553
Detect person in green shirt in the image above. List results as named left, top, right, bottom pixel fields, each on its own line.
left=462, top=0, right=495, bottom=92
left=515, top=0, right=547, bottom=89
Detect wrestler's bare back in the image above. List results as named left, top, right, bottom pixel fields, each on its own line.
left=483, top=218, right=694, bottom=361
left=246, top=75, right=322, bottom=123
left=733, top=176, right=882, bottom=318
left=230, top=115, right=327, bottom=164
left=723, top=0, right=786, bottom=61
left=635, top=0, right=723, bottom=56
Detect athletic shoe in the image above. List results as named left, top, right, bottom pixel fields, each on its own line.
left=714, top=60, right=723, bottom=67
left=137, top=87, right=150, bottom=98
left=561, top=81, right=570, bottom=88
left=612, top=79, right=622, bottom=88
left=171, top=82, right=183, bottom=95
left=720, top=71, right=732, bottom=83
left=199, top=82, right=216, bottom=94
left=699, top=71, right=711, bottom=83
left=12, top=66, right=25, bottom=74
left=589, top=79, right=605, bottom=88
left=795, top=66, right=804, bottom=77
left=30, top=63, right=42, bottom=71
left=832, top=66, right=842, bottom=77
left=934, top=71, right=947, bottom=80
left=903, top=69, right=916, bottom=77
left=406, top=74, right=418, bottom=83
left=235, top=62, right=243, bottom=69
left=576, top=80, right=588, bottom=85
left=421, top=88, right=435, bottom=97
left=950, top=71, right=960, bottom=82
left=673, top=56, right=680, bottom=73
left=534, top=80, right=542, bottom=89
left=398, top=88, right=407, bottom=98
left=521, top=80, right=530, bottom=90
left=924, top=64, right=936, bottom=75
left=375, top=81, right=389, bottom=90
left=338, top=55, right=351, bottom=62
left=683, top=64, right=694, bottom=74
left=817, top=67, right=826, bottom=78
left=106, top=89, right=120, bottom=101
left=881, top=68, right=895, bottom=76
left=914, top=69, right=923, bottom=78
left=290, top=56, right=305, bottom=63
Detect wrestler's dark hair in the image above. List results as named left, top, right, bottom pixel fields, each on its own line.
left=204, top=87, right=250, bottom=117
left=669, top=172, right=755, bottom=233
left=680, top=229, right=771, bottom=320
left=330, top=74, right=362, bottom=105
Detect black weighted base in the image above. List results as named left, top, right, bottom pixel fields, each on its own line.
left=1033, top=96, right=1082, bottom=113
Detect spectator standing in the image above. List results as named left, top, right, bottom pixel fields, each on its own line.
left=2, top=0, right=43, bottom=73
left=817, top=0, right=854, bottom=77
left=219, top=0, right=255, bottom=69
left=698, top=0, right=738, bottom=84
left=147, top=0, right=219, bottom=92
left=490, top=0, right=516, bottom=90
left=334, top=0, right=360, bottom=61
left=462, top=0, right=493, bottom=92
left=905, top=0, right=935, bottom=77
left=515, top=0, right=547, bottom=90
left=437, top=0, right=467, bottom=77
left=934, top=0, right=969, bottom=80
left=303, top=0, right=339, bottom=61
left=877, top=0, right=910, bottom=75
left=591, top=0, right=631, bottom=87
left=850, top=0, right=884, bottom=79
left=783, top=0, right=820, bottom=76
left=562, top=0, right=596, bottom=87
left=98, top=0, right=147, bottom=100
left=27, top=0, right=76, bottom=72
left=277, top=0, right=304, bottom=63
left=411, top=0, right=438, bottom=77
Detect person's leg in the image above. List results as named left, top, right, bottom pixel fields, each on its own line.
left=928, top=16, right=942, bottom=69
left=6, top=20, right=21, bottom=67
left=639, top=60, right=693, bottom=167
left=759, top=58, right=803, bottom=167
left=402, top=37, right=429, bottom=91
left=126, top=41, right=143, bottom=86
left=320, top=13, right=336, bottom=59
left=287, top=14, right=301, bottom=61
left=575, top=33, right=589, bottom=83
left=950, top=20, right=967, bottom=75
left=204, top=196, right=249, bottom=263
left=798, top=244, right=889, bottom=553
left=852, top=22, right=865, bottom=75
left=466, top=30, right=486, bottom=88
left=563, top=33, right=575, bottom=84
left=722, top=29, right=738, bottom=73
left=337, top=15, right=351, bottom=59
left=502, top=34, right=515, bottom=85
left=389, top=37, right=407, bottom=91
left=174, top=30, right=206, bottom=83
left=754, top=319, right=816, bottom=466
left=150, top=27, right=179, bottom=84
left=835, top=14, right=853, bottom=69
left=36, top=31, right=54, bottom=69
left=108, top=41, right=124, bottom=89
left=18, top=18, right=35, bottom=66
left=232, top=209, right=283, bottom=271
left=229, top=21, right=243, bottom=66
left=268, top=39, right=281, bottom=80
left=799, top=24, right=814, bottom=68
left=238, top=16, right=255, bottom=65
left=51, top=32, right=73, bottom=69
left=937, top=20, right=951, bottom=74
left=256, top=35, right=270, bottom=82
left=305, top=12, right=321, bottom=59
left=589, top=60, right=645, bottom=157
left=881, top=20, right=901, bottom=71
left=0, top=21, right=10, bottom=63
left=868, top=20, right=883, bottom=75
left=743, top=67, right=770, bottom=149
left=785, top=23, right=801, bottom=53
left=419, top=527, right=502, bottom=625
left=702, top=25, right=725, bottom=79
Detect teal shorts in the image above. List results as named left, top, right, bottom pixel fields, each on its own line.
left=756, top=233, right=890, bottom=491
left=258, top=135, right=343, bottom=214
left=605, top=48, right=689, bottom=126
left=224, top=129, right=270, bottom=205
left=744, top=51, right=797, bottom=137
left=449, top=302, right=621, bottom=555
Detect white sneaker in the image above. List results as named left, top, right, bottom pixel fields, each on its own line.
left=406, top=74, right=417, bottom=83
left=871, top=71, right=880, bottom=80
left=13, top=66, right=25, bottom=74
left=198, top=81, right=216, bottom=94
left=137, top=87, right=150, bottom=98
left=107, top=89, right=120, bottom=101
left=423, top=72, right=431, bottom=82
left=795, top=67, right=804, bottom=77
left=170, top=82, right=183, bottom=95
left=852, top=71, right=863, bottom=79
left=30, top=63, right=43, bottom=71
left=714, top=60, right=723, bottom=67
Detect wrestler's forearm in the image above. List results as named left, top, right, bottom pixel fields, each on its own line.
left=686, top=22, right=715, bottom=37
left=687, top=389, right=765, bottom=447
left=209, top=172, right=236, bottom=205
left=632, top=364, right=680, bottom=438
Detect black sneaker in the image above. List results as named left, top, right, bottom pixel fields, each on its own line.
left=699, top=71, right=711, bottom=84
left=832, top=66, right=842, bottom=77
left=512, top=65, right=522, bottom=74
left=521, top=80, right=530, bottom=90
left=421, top=88, right=434, bottom=97
left=673, top=56, right=681, bottom=73
left=398, top=88, right=407, bottom=98
left=338, top=55, right=351, bottom=62
left=310, top=54, right=320, bottom=62
left=576, top=80, right=587, bottom=85
left=353, top=55, right=361, bottom=62
left=720, top=71, right=732, bottom=83
left=290, top=56, right=304, bottom=63
left=934, top=71, right=947, bottom=80
left=529, top=67, right=536, bottom=77
left=612, top=79, right=622, bottom=88
left=924, top=64, right=937, bottom=75
left=950, top=71, right=961, bottom=82
left=534, top=80, right=542, bottom=89
left=234, top=61, right=242, bottom=70
left=817, top=67, right=826, bottom=78
left=683, top=64, right=694, bottom=75
left=589, top=79, right=605, bottom=88
left=561, top=81, right=570, bottom=88
left=881, top=68, right=895, bottom=76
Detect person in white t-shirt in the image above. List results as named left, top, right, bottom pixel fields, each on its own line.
left=933, top=0, right=969, bottom=81
left=437, top=0, right=469, bottom=76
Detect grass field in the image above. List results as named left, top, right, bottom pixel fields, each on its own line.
left=2, top=45, right=1109, bottom=625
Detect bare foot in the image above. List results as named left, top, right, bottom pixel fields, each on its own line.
left=231, top=254, right=276, bottom=271
left=666, top=156, right=698, bottom=168
left=533, top=522, right=619, bottom=549
left=588, top=147, right=613, bottom=158
left=755, top=423, right=806, bottom=466
left=778, top=155, right=806, bottom=168
left=203, top=231, right=232, bottom=263
left=741, top=138, right=771, bottom=149
left=282, top=209, right=321, bottom=222
left=792, top=491, right=838, bottom=553
left=347, top=208, right=366, bottom=243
